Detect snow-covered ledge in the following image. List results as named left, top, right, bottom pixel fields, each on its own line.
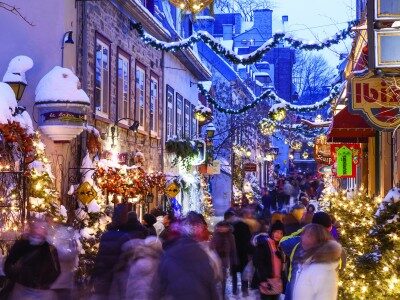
left=35, top=66, right=90, bottom=142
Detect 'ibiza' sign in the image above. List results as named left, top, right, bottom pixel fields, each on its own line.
left=351, top=72, right=400, bottom=130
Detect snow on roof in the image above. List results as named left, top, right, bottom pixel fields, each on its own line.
left=2, top=56, right=33, bottom=84
left=199, top=81, right=212, bottom=92
left=0, top=82, right=17, bottom=124
left=253, top=71, right=270, bottom=76
left=255, top=80, right=264, bottom=87
left=35, top=67, right=89, bottom=103
left=221, top=40, right=233, bottom=50
left=269, top=103, right=286, bottom=113
left=196, top=16, right=215, bottom=20
left=242, top=21, right=253, bottom=32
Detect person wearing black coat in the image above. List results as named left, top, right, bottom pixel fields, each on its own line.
left=151, top=216, right=219, bottom=300
left=142, top=213, right=157, bottom=236
left=91, top=205, right=147, bottom=299
left=4, top=219, right=60, bottom=300
left=224, top=210, right=252, bottom=296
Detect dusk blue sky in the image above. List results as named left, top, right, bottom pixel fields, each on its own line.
left=271, top=0, right=357, bottom=68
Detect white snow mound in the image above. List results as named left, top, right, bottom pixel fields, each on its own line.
left=2, top=55, right=34, bottom=84
left=0, top=82, right=18, bottom=124
left=35, top=66, right=89, bottom=103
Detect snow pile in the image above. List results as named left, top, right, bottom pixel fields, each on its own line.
left=87, top=200, right=101, bottom=213
left=2, top=55, right=33, bottom=84
left=269, top=103, right=286, bottom=113
left=0, top=82, right=17, bottom=124
left=35, top=66, right=89, bottom=103
left=376, top=188, right=400, bottom=217
left=81, top=152, right=95, bottom=184
left=199, top=81, right=212, bottom=92
left=195, top=104, right=211, bottom=113
left=28, top=160, right=55, bottom=180
left=13, top=110, right=34, bottom=134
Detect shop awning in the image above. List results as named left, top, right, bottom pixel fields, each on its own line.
left=327, top=106, right=375, bottom=143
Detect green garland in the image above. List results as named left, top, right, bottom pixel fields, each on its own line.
left=198, top=82, right=341, bottom=115
left=165, top=139, right=199, bottom=171
left=131, top=20, right=357, bottom=65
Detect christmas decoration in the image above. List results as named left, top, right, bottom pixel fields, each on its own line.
left=269, top=103, right=287, bottom=122
left=259, top=119, right=276, bottom=136
left=320, top=186, right=399, bottom=299
left=165, top=138, right=199, bottom=171
left=130, top=21, right=357, bottom=65
left=301, top=151, right=309, bottom=159
left=199, top=174, right=213, bottom=222
left=194, top=104, right=212, bottom=123
left=290, top=139, right=302, bottom=150
left=169, top=0, right=213, bottom=14
left=198, top=81, right=341, bottom=115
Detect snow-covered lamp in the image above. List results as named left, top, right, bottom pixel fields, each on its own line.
left=205, top=122, right=216, bottom=138
left=2, top=56, right=34, bottom=101
left=35, top=66, right=90, bottom=142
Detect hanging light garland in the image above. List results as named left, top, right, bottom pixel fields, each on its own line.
left=169, top=0, right=213, bottom=14
left=198, top=81, right=341, bottom=115
left=290, top=139, right=303, bottom=150
left=130, top=21, right=357, bottom=65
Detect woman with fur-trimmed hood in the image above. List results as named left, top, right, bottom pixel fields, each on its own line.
left=292, top=223, right=342, bottom=300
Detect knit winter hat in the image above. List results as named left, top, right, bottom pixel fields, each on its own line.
left=312, top=211, right=332, bottom=229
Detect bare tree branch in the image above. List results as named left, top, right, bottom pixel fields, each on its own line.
left=0, top=1, right=34, bottom=26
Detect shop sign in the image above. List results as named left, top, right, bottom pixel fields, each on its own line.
left=165, top=181, right=180, bottom=198
left=330, top=144, right=361, bottom=178
left=314, top=137, right=332, bottom=165
left=43, top=111, right=86, bottom=123
left=244, top=163, right=257, bottom=172
left=198, top=160, right=221, bottom=175
left=351, top=72, right=400, bottom=130
left=76, top=181, right=97, bottom=205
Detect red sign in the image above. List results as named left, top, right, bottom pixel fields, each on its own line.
left=244, top=163, right=257, bottom=172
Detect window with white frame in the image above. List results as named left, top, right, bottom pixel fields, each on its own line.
left=135, top=65, right=145, bottom=127
left=176, top=93, right=183, bottom=138
left=117, top=53, right=129, bottom=120
left=184, top=99, right=190, bottom=138
left=191, top=104, right=197, bottom=137
left=95, top=38, right=110, bottom=116
left=166, top=86, right=174, bottom=139
left=150, top=75, right=158, bottom=133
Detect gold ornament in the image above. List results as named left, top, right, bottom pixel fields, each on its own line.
left=302, top=151, right=309, bottom=159
left=270, top=107, right=287, bottom=122
left=260, top=120, right=276, bottom=136
left=169, top=0, right=213, bottom=14
left=290, top=140, right=302, bottom=150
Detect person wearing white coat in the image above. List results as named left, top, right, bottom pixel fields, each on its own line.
left=292, top=224, right=342, bottom=300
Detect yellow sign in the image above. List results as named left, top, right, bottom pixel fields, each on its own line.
left=76, top=182, right=97, bottom=205
left=351, top=72, right=400, bottom=130
left=165, top=181, right=180, bottom=198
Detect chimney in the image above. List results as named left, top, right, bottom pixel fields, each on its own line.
left=253, top=9, right=272, bottom=38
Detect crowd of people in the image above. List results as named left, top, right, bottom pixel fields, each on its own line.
left=0, top=175, right=344, bottom=300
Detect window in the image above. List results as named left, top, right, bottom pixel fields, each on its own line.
left=166, top=85, right=174, bottom=139
left=150, top=75, right=158, bottom=133
left=176, top=93, right=183, bottom=138
left=184, top=99, right=190, bottom=138
left=191, top=104, right=197, bottom=137
left=95, top=38, right=110, bottom=117
left=117, top=52, right=129, bottom=120
left=135, top=65, right=146, bottom=128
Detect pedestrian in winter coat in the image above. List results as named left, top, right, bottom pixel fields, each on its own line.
left=210, top=221, right=237, bottom=299
left=151, top=215, right=219, bottom=300
left=109, top=236, right=163, bottom=299
left=91, top=204, right=143, bottom=299
left=253, top=221, right=285, bottom=300
left=126, top=211, right=149, bottom=239
left=4, top=218, right=60, bottom=300
left=292, top=224, right=342, bottom=300
left=224, top=210, right=252, bottom=296
left=280, top=211, right=345, bottom=300
left=142, top=213, right=157, bottom=236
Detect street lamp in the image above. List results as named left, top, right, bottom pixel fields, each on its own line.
left=5, top=80, right=26, bottom=101
left=110, top=118, right=140, bottom=148
left=61, top=31, right=74, bottom=67
left=205, top=122, right=216, bottom=138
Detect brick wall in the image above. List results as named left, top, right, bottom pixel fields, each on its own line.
left=77, top=0, right=163, bottom=174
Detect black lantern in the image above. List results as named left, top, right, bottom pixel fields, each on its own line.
left=205, top=122, right=216, bottom=138
left=5, top=81, right=27, bottom=101
left=146, top=193, right=154, bottom=204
